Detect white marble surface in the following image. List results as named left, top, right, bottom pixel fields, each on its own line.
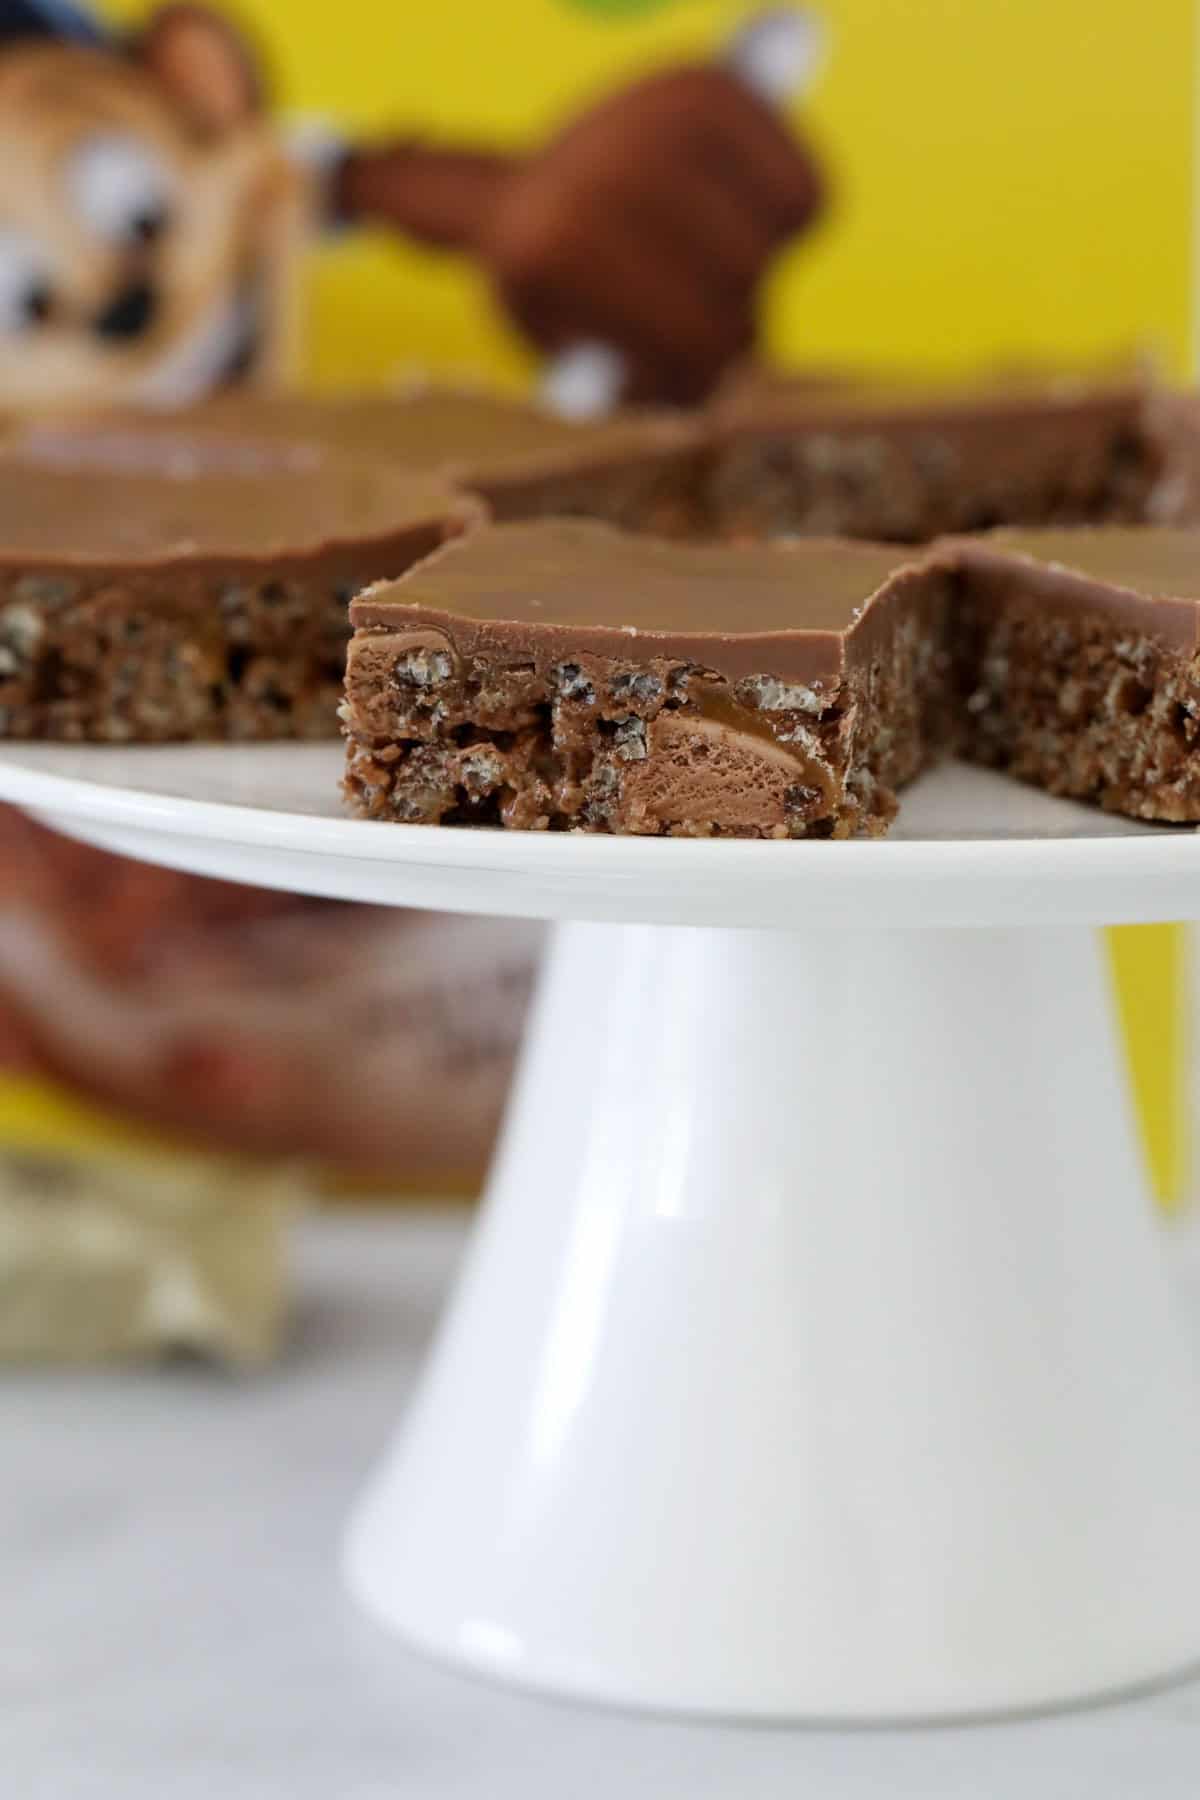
left=4, top=1210, right=1200, bottom=1799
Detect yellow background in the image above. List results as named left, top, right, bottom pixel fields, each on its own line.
left=100, top=0, right=1195, bottom=1201
left=107, top=0, right=1196, bottom=388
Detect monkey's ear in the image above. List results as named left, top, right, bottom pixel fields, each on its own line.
left=132, top=4, right=265, bottom=136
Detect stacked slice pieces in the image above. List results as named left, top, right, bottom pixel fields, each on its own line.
left=341, top=520, right=1200, bottom=837
left=4, top=374, right=1200, bottom=834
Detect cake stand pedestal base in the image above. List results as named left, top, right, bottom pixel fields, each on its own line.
left=344, top=920, right=1200, bottom=1721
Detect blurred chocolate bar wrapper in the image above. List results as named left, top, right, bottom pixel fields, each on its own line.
left=0, top=1118, right=296, bottom=1365
left=0, top=808, right=541, bottom=1360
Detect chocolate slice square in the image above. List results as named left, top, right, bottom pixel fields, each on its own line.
left=0, top=458, right=475, bottom=742
left=19, top=385, right=707, bottom=540
left=342, top=519, right=953, bottom=839
left=264, top=387, right=704, bottom=537
left=947, top=527, right=1200, bottom=821
left=704, top=371, right=1169, bottom=543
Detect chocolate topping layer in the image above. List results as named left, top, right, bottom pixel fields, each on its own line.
left=710, top=367, right=1148, bottom=432
left=13, top=387, right=705, bottom=542
left=946, top=527, right=1200, bottom=649
left=17, top=385, right=700, bottom=489
left=704, top=369, right=1166, bottom=542
left=245, top=388, right=696, bottom=479
left=0, top=458, right=473, bottom=568
left=350, top=518, right=928, bottom=683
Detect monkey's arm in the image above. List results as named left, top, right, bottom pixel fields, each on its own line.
left=314, top=65, right=823, bottom=406
left=330, top=142, right=516, bottom=250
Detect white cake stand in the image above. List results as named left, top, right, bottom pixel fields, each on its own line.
left=3, top=741, right=1200, bottom=1724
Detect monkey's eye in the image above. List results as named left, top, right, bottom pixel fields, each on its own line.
left=67, top=136, right=174, bottom=246
left=0, top=231, right=53, bottom=334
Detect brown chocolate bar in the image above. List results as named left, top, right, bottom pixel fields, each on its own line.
left=342, top=519, right=955, bottom=839
left=0, top=458, right=474, bottom=742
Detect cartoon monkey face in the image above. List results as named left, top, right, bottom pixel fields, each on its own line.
left=0, top=28, right=305, bottom=413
